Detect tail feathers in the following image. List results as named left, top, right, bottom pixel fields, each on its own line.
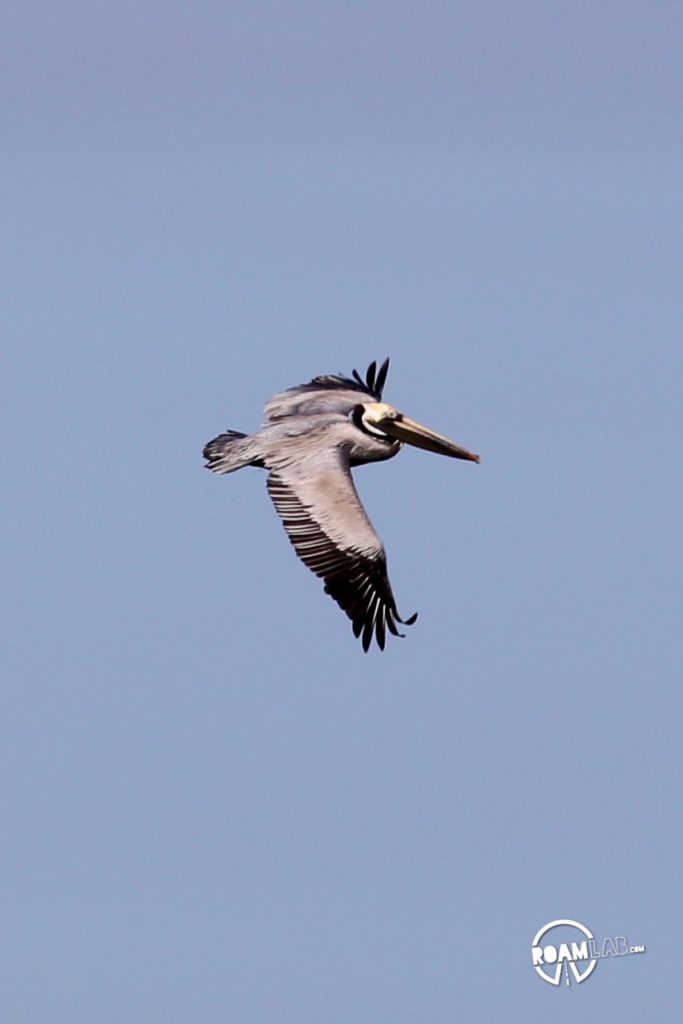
left=203, top=430, right=264, bottom=474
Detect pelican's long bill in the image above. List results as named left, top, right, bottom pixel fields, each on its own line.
left=382, top=412, right=480, bottom=463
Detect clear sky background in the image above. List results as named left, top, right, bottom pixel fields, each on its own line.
left=3, top=2, right=681, bottom=1020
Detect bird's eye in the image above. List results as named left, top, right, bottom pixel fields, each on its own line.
left=350, top=404, right=366, bottom=428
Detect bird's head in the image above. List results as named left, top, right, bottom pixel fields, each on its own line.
left=354, top=402, right=480, bottom=462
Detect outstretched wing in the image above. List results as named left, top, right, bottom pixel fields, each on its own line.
left=266, top=445, right=416, bottom=651
left=264, top=358, right=390, bottom=422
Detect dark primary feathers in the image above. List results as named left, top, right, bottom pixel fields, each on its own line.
left=298, top=357, right=390, bottom=401
left=266, top=451, right=416, bottom=652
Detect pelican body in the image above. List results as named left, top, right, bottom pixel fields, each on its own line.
left=203, top=359, right=479, bottom=651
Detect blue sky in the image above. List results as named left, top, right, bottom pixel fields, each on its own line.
left=3, top=2, right=681, bottom=1019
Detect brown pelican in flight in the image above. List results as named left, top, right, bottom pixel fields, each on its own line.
left=203, top=359, right=479, bottom=651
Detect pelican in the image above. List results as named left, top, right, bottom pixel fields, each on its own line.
left=203, top=359, right=479, bottom=651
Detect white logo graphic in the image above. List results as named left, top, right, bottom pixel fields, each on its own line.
left=531, top=919, right=646, bottom=987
